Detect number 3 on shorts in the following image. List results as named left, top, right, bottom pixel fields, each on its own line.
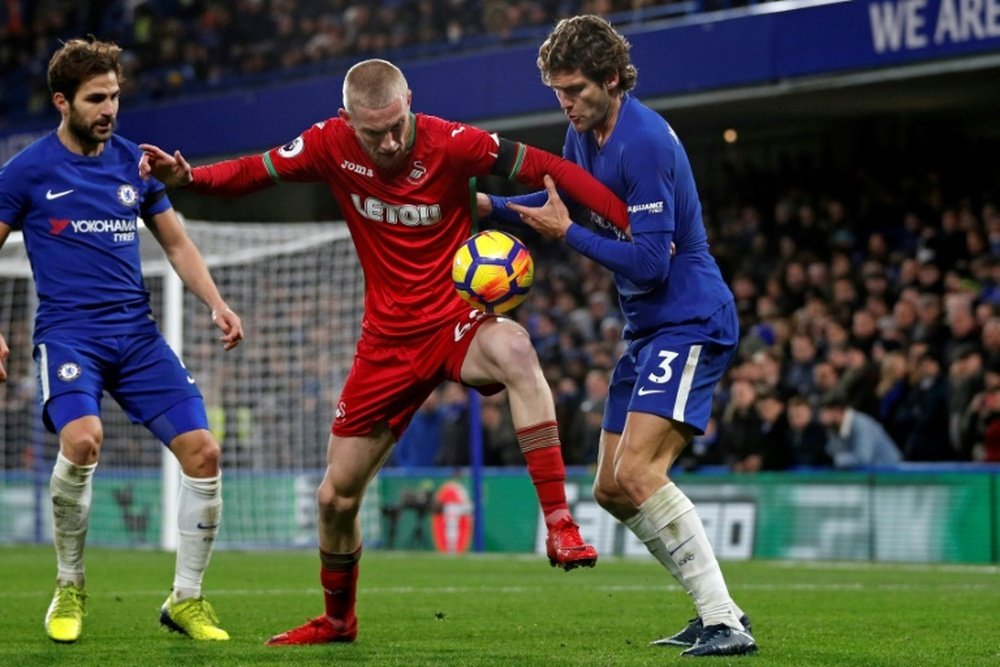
left=647, top=349, right=679, bottom=385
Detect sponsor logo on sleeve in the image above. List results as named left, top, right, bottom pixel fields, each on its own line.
left=278, top=136, right=304, bottom=158
left=627, top=201, right=664, bottom=215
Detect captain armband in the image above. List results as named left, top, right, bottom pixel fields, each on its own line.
left=489, top=138, right=527, bottom=180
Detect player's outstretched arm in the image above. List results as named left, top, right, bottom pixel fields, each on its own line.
left=140, top=144, right=275, bottom=197
left=145, top=208, right=244, bottom=351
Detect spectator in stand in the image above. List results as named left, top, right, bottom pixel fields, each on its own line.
left=891, top=297, right=919, bottom=346
left=481, top=391, right=521, bottom=466
left=731, top=273, right=759, bottom=331
left=830, top=275, right=860, bottom=324
left=875, top=350, right=910, bottom=447
left=567, top=368, right=609, bottom=466
left=717, top=380, right=765, bottom=472
left=960, top=358, right=1000, bottom=461
left=947, top=344, right=984, bottom=456
left=891, top=353, right=952, bottom=461
left=818, top=393, right=902, bottom=468
left=980, top=316, right=1000, bottom=365
left=785, top=396, right=831, bottom=467
left=943, top=298, right=981, bottom=365
left=915, top=250, right=945, bottom=294
left=753, top=389, right=793, bottom=471
left=782, top=333, right=818, bottom=398
left=811, top=360, right=841, bottom=406
left=826, top=344, right=879, bottom=417
left=913, top=292, right=948, bottom=358
left=850, top=309, right=879, bottom=355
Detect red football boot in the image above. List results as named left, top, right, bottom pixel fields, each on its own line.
left=265, top=614, right=358, bottom=646
left=545, top=517, right=598, bottom=571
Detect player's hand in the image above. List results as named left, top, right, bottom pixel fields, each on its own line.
left=476, top=192, right=492, bottom=218
left=211, top=305, right=244, bottom=351
left=0, top=333, right=8, bottom=382
left=138, top=143, right=194, bottom=187
left=508, top=175, right=571, bottom=240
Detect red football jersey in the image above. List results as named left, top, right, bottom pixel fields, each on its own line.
left=265, top=114, right=503, bottom=338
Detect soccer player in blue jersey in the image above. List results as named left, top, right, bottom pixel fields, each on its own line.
left=483, top=15, right=757, bottom=657
left=0, top=38, right=243, bottom=643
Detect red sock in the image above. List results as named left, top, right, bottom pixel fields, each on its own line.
left=319, top=546, right=361, bottom=621
left=516, top=421, right=570, bottom=527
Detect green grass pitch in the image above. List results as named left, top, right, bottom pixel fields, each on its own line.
left=2, top=545, right=998, bottom=666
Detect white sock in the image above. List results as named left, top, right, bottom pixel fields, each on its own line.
left=622, top=511, right=685, bottom=588
left=50, top=453, right=97, bottom=586
left=172, top=473, right=222, bottom=602
left=639, top=483, right=742, bottom=629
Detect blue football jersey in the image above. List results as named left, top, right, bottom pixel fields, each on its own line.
left=0, top=132, right=171, bottom=341
left=562, top=94, right=734, bottom=338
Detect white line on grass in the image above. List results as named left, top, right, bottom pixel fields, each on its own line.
left=7, top=580, right=996, bottom=599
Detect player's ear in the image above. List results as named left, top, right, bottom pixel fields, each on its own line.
left=604, top=71, right=620, bottom=93
left=338, top=108, right=351, bottom=125
left=405, top=89, right=413, bottom=108
left=52, top=92, right=69, bottom=114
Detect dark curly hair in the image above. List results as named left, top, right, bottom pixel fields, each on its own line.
left=47, top=38, right=124, bottom=102
left=537, top=15, right=637, bottom=93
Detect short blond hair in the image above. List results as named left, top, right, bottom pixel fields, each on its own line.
left=342, top=59, right=408, bottom=113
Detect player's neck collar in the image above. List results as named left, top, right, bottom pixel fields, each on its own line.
left=405, top=112, right=417, bottom=151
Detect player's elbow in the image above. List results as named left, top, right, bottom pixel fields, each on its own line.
left=626, top=259, right=669, bottom=292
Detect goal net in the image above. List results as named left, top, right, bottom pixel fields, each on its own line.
left=0, top=218, right=382, bottom=549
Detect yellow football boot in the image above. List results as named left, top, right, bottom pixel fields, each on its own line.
left=45, top=583, right=86, bottom=643
left=159, top=595, right=230, bottom=640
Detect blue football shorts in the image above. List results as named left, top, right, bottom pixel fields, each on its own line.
left=603, top=300, right=738, bottom=435
left=34, top=331, right=207, bottom=443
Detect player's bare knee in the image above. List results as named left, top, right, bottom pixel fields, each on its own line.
left=612, top=459, right=649, bottom=507
left=493, top=328, right=540, bottom=383
left=593, top=478, right=632, bottom=518
left=191, top=439, right=221, bottom=476
left=174, top=433, right=221, bottom=477
left=316, top=484, right=361, bottom=519
left=60, top=429, right=102, bottom=465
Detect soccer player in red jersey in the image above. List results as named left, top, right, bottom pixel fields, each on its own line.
left=140, top=58, right=629, bottom=646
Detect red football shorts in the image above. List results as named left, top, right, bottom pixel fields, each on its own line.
left=332, top=307, right=503, bottom=439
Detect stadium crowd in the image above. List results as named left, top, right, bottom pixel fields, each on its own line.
left=0, top=0, right=772, bottom=123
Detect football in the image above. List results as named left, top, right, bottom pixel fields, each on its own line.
left=452, top=230, right=534, bottom=313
